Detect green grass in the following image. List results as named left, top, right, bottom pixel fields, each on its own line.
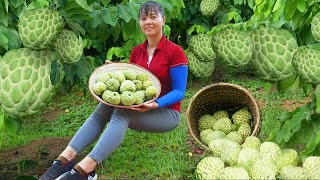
left=0, top=65, right=311, bottom=179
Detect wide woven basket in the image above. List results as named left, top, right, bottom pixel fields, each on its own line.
left=88, top=62, right=161, bottom=108
left=186, top=82, right=261, bottom=150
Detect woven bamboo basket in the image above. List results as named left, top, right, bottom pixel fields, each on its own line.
left=89, top=62, right=161, bottom=108
left=186, top=82, right=261, bottom=150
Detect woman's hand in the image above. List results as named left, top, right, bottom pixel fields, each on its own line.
left=130, top=101, right=158, bottom=112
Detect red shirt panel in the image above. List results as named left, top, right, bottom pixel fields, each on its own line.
left=130, top=35, right=188, bottom=112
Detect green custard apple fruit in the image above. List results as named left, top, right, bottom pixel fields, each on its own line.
left=18, top=8, right=64, bottom=50
left=189, top=34, right=216, bottom=62
left=311, top=12, right=320, bottom=42
left=195, top=156, right=224, bottom=180
left=292, top=46, right=320, bottom=84
left=0, top=48, right=64, bottom=117
left=212, top=29, right=253, bottom=67
left=251, top=27, right=298, bottom=82
left=54, top=29, right=83, bottom=64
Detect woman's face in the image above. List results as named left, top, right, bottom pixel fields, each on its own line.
left=139, top=10, right=165, bottom=37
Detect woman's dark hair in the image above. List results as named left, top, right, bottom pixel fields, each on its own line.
left=138, top=1, right=165, bottom=18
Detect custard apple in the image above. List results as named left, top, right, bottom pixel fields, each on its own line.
left=18, top=8, right=64, bottom=50
left=276, top=148, right=299, bottom=171
left=302, top=156, right=320, bottom=180
left=237, top=148, right=260, bottom=169
left=292, top=45, right=320, bottom=84
left=185, top=49, right=215, bottom=78
left=212, top=29, right=253, bottom=67
left=311, top=12, right=320, bottom=42
left=189, top=34, right=216, bottom=62
left=200, top=0, right=220, bottom=16
left=251, top=27, right=298, bottom=82
left=120, top=80, right=136, bottom=93
left=121, top=91, right=135, bottom=106
left=280, top=166, right=307, bottom=180
left=220, top=167, right=250, bottom=180
left=213, top=110, right=229, bottom=120
left=232, top=108, right=251, bottom=125
left=195, top=156, right=224, bottom=180
left=54, top=29, right=83, bottom=64
left=0, top=48, right=64, bottom=117
left=242, top=136, right=261, bottom=150
left=198, top=114, right=216, bottom=131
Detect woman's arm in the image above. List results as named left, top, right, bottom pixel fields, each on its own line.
left=155, top=65, right=188, bottom=107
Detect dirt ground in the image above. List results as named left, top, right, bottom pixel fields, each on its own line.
left=0, top=137, right=72, bottom=179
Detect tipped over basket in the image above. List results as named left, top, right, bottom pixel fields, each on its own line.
left=88, top=62, right=161, bottom=108
left=186, top=82, right=261, bottom=150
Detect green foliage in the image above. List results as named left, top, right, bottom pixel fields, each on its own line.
left=274, top=85, right=320, bottom=158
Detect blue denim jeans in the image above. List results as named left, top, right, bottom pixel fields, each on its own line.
left=68, top=103, right=180, bottom=164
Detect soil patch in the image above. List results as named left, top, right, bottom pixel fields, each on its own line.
left=0, top=137, right=72, bottom=180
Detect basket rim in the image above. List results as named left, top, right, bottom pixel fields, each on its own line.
left=88, top=62, right=161, bottom=108
left=186, top=82, right=261, bottom=150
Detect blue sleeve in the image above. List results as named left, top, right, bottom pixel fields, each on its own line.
left=155, top=65, right=188, bottom=108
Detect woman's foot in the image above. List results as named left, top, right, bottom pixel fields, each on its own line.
left=60, top=168, right=97, bottom=180
left=39, top=159, right=77, bottom=180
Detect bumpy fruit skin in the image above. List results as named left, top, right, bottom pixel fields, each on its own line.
left=189, top=34, right=216, bottom=62
left=248, top=158, right=278, bottom=179
left=195, top=156, right=224, bottom=180
left=142, top=80, right=154, bottom=90
left=54, top=29, right=83, bottom=64
left=225, top=131, right=244, bottom=144
left=18, top=8, right=64, bottom=50
left=133, top=91, right=145, bottom=104
left=220, top=139, right=241, bottom=166
left=200, top=129, right=214, bottom=145
left=198, top=114, right=216, bottom=131
left=120, top=80, right=136, bottom=93
left=232, top=108, right=251, bottom=125
left=213, top=118, right=232, bottom=134
left=106, top=78, right=120, bottom=92
left=121, top=91, right=135, bottom=106
left=259, top=142, right=281, bottom=162
left=185, top=49, right=215, bottom=78
left=242, top=136, right=261, bottom=150
left=145, top=86, right=157, bottom=100
left=251, top=27, right=298, bottom=82
left=110, top=71, right=126, bottom=83
left=292, top=46, right=320, bottom=84
left=0, top=48, right=64, bottom=117
left=93, top=82, right=107, bottom=95
left=201, top=130, right=226, bottom=145
left=132, top=80, right=143, bottom=91
left=213, top=110, right=229, bottom=120
left=280, top=166, right=307, bottom=180
left=237, top=148, right=259, bottom=169
left=220, top=167, right=250, bottom=180
left=302, top=156, right=320, bottom=180
left=208, top=138, right=226, bottom=157
left=200, top=0, right=220, bottom=16
left=102, top=91, right=120, bottom=105
left=136, top=73, right=148, bottom=82
left=212, top=29, right=253, bottom=67
left=122, top=69, right=137, bottom=80
left=96, top=73, right=110, bottom=84
left=311, top=12, right=320, bottom=42
left=276, top=148, right=299, bottom=171
left=238, top=123, right=252, bottom=138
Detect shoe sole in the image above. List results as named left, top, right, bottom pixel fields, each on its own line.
left=55, top=172, right=98, bottom=180
left=55, top=172, right=69, bottom=180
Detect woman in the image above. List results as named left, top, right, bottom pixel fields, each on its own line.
left=40, top=1, right=188, bottom=179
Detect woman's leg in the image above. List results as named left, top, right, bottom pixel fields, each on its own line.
left=66, top=103, right=115, bottom=157
left=83, top=107, right=180, bottom=168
